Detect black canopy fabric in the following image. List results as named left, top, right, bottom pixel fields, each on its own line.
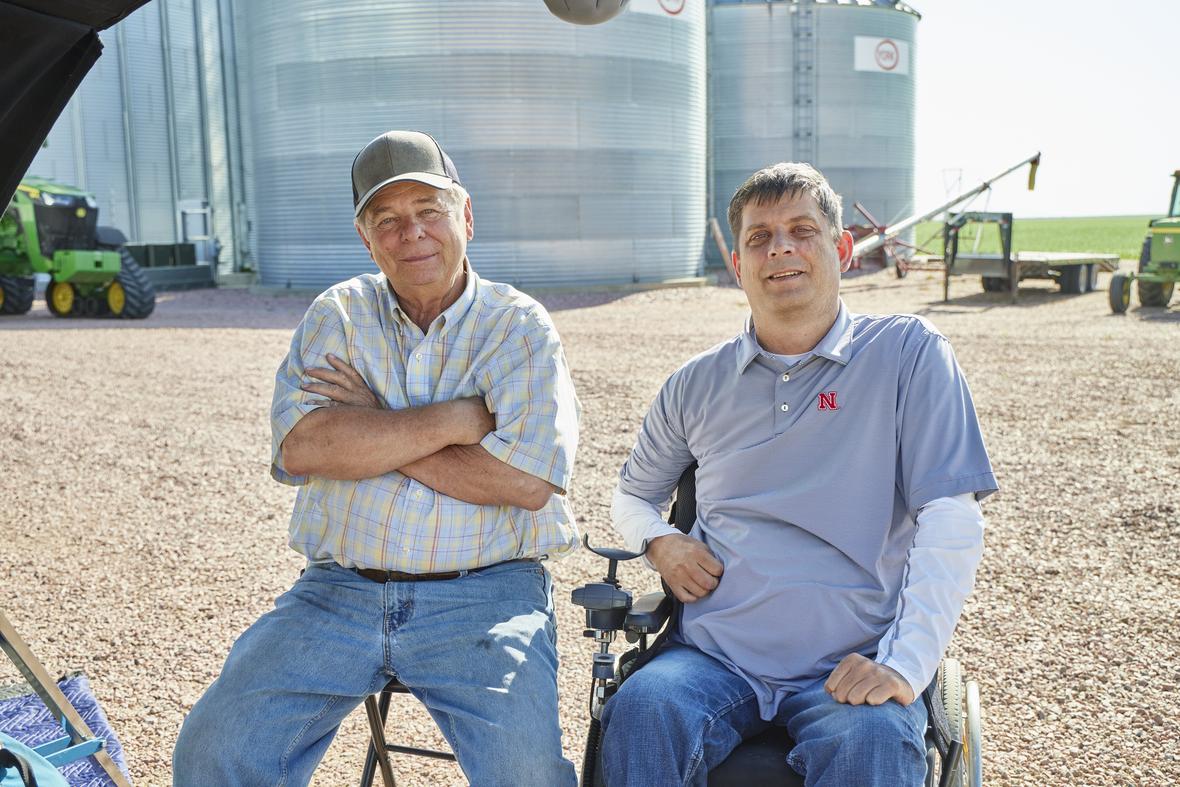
left=5, top=0, right=150, bottom=30
left=0, top=0, right=152, bottom=206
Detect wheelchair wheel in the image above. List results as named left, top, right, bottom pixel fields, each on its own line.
left=965, top=681, right=983, bottom=787
left=938, top=659, right=968, bottom=787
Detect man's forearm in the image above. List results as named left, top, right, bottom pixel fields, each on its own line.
left=876, top=493, right=985, bottom=697
left=611, top=485, right=680, bottom=561
left=400, top=444, right=558, bottom=511
left=281, top=402, right=459, bottom=480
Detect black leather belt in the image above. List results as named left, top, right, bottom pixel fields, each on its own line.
left=355, top=567, right=461, bottom=582
left=351, top=558, right=538, bottom=583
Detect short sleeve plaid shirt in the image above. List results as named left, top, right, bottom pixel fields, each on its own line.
left=270, top=266, right=580, bottom=573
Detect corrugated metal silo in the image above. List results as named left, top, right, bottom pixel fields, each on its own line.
left=710, top=0, right=919, bottom=247
left=239, top=0, right=706, bottom=291
left=29, top=28, right=134, bottom=236
left=25, top=0, right=245, bottom=269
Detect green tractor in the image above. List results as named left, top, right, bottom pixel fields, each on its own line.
left=1110, top=170, right=1180, bottom=313
left=0, top=177, right=155, bottom=318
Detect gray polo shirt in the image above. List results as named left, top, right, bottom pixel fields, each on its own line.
left=617, top=301, right=997, bottom=718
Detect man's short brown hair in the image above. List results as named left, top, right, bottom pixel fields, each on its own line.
left=727, top=163, right=844, bottom=250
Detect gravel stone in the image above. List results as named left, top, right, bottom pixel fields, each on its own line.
left=0, top=268, right=1176, bottom=786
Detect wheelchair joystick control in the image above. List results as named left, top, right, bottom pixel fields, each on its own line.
left=571, top=535, right=646, bottom=630
left=571, top=535, right=650, bottom=724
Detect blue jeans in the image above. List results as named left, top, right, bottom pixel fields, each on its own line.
left=600, top=643, right=927, bottom=787
left=173, top=560, right=576, bottom=786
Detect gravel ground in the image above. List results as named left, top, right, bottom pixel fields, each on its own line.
left=1, top=266, right=1177, bottom=786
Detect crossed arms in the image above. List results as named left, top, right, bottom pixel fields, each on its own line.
left=280, top=353, right=559, bottom=512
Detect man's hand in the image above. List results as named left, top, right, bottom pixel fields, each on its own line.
left=302, top=354, right=383, bottom=409
left=824, top=653, right=916, bottom=707
left=646, top=533, right=723, bottom=604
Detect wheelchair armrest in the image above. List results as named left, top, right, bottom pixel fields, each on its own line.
left=623, top=591, right=672, bottom=634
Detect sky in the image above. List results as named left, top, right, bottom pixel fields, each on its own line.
left=913, top=0, right=1178, bottom=218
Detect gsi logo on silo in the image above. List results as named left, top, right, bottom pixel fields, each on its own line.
left=874, top=39, right=900, bottom=70
left=854, top=36, right=910, bottom=75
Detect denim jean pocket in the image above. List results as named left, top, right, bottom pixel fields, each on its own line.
left=465, top=560, right=551, bottom=613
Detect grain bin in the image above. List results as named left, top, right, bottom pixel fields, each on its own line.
left=238, top=0, right=706, bottom=290
left=710, top=0, right=919, bottom=247
left=26, top=0, right=244, bottom=269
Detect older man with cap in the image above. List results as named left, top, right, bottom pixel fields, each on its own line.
left=172, top=130, right=580, bottom=786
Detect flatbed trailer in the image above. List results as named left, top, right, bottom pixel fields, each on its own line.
left=942, top=212, right=1119, bottom=302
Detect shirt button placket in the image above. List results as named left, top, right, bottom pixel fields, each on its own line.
left=408, top=341, right=428, bottom=405
left=775, top=368, right=792, bottom=431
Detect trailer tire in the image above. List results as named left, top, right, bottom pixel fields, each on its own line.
left=108, top=248, right=156, bottom=319
left=1058, top=264, right=1084, bottom=294
left=981, top=276, right=1005, bottom=293
left=0, top=276, right=35, bottom=315
left=1109, top=273, right=1131, bottom=314
left=1138, top=279, right=1174, bottom=308
left=1083, top=264, right=1098, bottom=293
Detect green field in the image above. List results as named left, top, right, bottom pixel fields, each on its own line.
left=911, top=215, right=1152, bottom=260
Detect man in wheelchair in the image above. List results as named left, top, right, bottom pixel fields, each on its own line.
left=601, top=163, right=997, bottom=786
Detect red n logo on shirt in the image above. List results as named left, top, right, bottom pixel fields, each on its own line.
left=817, top=391, right=839, bottom=411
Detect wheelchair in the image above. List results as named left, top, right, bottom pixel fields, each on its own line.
left=570, top=464, right=984, bottom=787
left=360, top=465, right=984, bottom=786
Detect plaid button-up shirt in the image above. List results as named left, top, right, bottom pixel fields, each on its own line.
left=270, top=267, right=580, bottom=573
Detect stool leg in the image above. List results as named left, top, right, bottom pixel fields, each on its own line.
left=361, top=692, right=396, bottom=787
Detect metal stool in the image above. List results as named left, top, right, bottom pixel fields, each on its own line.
left=360, top=676, right=457, bottom=787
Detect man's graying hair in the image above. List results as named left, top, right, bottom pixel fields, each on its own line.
left=727, top=163, right=844, bottom=250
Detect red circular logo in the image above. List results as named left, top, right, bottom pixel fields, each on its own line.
left=875, top=39, right=900, bottom=71
left=658, top=0, right=685, bottom=14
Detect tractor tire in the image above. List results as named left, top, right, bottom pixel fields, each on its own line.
left=45, top=280, right=76, bottom=318
left=0, top=276, right=35, bottom=315
left=1109, top=273, right=1131, bottom=314
left=1138, top=279, right=1174, bottom=308
left=1058, top=264, right=1085, bottom=294
left=981, top=276, right=1005, bottom=293
left=107, top=248, right=155, bottom=319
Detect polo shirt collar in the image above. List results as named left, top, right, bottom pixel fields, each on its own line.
left=736, top=299, right=855, bottom=373
left=736, top=319, right=762, bottom=373
left=811, top=300, right=854, bottom=365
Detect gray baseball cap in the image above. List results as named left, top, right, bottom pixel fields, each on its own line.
left=351, top=130, right=462, bottom=218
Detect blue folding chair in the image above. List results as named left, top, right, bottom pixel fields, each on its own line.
left=0, top=611, right=131, bottom=787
